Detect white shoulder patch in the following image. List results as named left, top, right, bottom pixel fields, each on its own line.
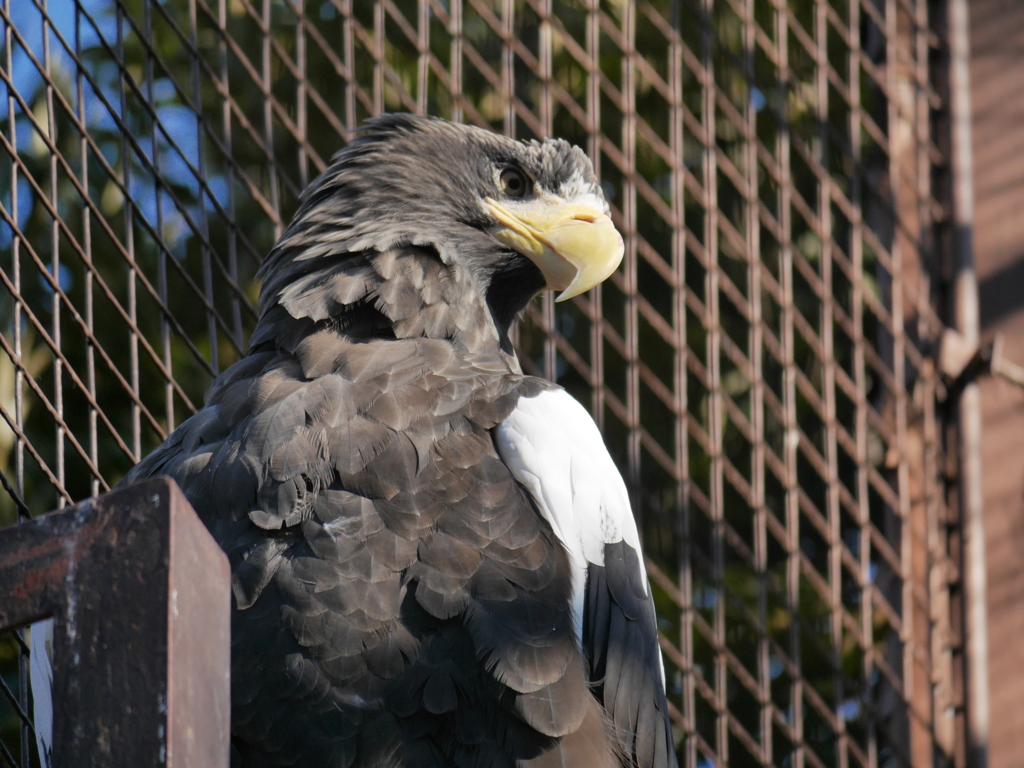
left=495, top=388, right=646, bottom=640
left=30, top=618, right=54, bottom=768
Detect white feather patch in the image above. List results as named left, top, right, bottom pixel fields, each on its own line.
left=495, top=388, right=646, bottom=641
left=30, top=618, right=54, bottom=768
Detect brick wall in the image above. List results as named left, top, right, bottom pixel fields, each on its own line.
left=969, top=2, right=1024, bottom=765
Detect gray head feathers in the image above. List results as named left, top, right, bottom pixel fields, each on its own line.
left=257, top=115, right=606, bottom=338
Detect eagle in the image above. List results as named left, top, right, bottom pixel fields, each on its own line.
left=109, top=114, right=675, bottom=767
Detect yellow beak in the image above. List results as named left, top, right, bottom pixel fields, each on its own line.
left=484, top=196, right=624, bottom=302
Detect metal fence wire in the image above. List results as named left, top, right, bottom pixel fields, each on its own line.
left=0, top=0, right=965, bottom=766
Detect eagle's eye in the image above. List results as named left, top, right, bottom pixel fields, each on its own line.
left=499, top=168, right=529, bottom=198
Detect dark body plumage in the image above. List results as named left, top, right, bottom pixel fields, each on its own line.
left=123, top=115, right=676, bottom=768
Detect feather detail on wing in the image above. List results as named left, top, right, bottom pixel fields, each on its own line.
left=495, top=388, right=677, bottom=768
left=494, top=388, right=646, bottom=639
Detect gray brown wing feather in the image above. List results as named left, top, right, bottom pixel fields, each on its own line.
left=583, top=541, right=678, bottom=768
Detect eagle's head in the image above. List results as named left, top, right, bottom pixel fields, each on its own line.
left=256, top=114, right=623, bottom=357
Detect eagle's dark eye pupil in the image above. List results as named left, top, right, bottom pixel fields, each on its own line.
left=500, top=168, right=528, bottom=197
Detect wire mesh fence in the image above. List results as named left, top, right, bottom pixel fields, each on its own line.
left=0, top=0, right=963, bottom=766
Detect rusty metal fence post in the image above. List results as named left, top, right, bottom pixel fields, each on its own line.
left=0, top=477, right=230, bottom=767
